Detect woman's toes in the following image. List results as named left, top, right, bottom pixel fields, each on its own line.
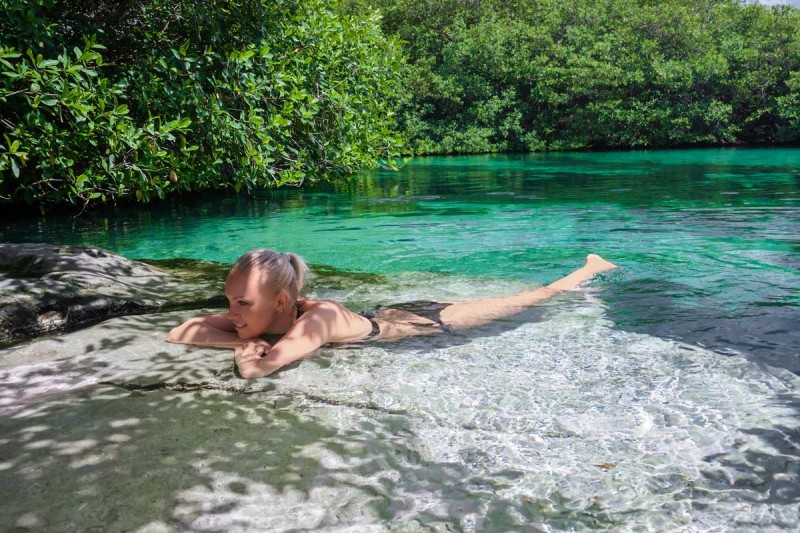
left=586, top=254, right=618, bottom=272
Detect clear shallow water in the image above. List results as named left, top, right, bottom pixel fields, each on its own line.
left=1, top=148, right=799, bottom=530
left=2, top=301, right=797, bottom=531
left=2, top=148, right=798, bottom=371
left=290, top=299, right=800, bottom=530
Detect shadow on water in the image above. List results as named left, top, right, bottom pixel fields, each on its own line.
left=696, top=393, right=800, bottom=530
left=0, top=405, right=583, bottom=532
left=601, top=278, right=800, bottom=374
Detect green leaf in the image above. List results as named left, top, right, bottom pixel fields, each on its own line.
left=40, top=96, right=58, bottom=106
left=10, top=158, right=19, bottom=177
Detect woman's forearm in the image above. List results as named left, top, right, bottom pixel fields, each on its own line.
left=167, top=318, right=244, bottom=347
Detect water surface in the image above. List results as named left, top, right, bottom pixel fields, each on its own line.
left=2, top=148, right=800, bottom=530
left=2, top=148, right=798, bottom=371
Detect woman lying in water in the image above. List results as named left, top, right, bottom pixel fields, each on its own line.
left=167, top=250, right=617, bottom=379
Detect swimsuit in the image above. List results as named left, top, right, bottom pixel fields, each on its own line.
left=295, top=299, right=454, bottom=344
left=390, top=300, right=453, bottom=331
left=357, top=312, right=382, bottom=341
left=362, top=300, right=454, bottom=334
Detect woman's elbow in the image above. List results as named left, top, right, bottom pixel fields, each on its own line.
left=166, top=323, right=191, bottom=343
left=236, top=366, right=258, bottom=380
left=166, top=316, right=205, bottom=343
left=238, top=367, right=259, bottom=380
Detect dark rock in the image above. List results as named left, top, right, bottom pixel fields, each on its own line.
left=0, top=243, right=226, bottom=346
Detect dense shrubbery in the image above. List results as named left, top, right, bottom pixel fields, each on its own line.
left=0, top=0, right=405, bottom=207
left=344, top=0, right=800, bottom=154
left=3, top=0, right=798, bottom=208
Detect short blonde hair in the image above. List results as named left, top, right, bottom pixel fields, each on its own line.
left=231, top=249, right=309, bottom=298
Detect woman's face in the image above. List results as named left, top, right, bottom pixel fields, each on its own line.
left=224, top=268, right=285, bottom=338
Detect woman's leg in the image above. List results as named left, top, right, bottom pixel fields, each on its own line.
left=439, top=254, right=618, bottom=329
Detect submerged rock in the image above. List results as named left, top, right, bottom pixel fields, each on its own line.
left=0, top=243, right=225, bottom=346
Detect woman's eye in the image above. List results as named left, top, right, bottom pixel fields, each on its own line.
left=238, top=300, right=249, bottom=306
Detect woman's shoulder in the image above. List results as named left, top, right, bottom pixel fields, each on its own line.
left=298, top=298, right=350, bottom=314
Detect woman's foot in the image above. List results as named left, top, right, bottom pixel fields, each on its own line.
left=584, top=253, right=618, bottom=275
left=544, top=254, right=620, bottom=292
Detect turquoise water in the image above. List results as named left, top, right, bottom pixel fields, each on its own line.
left=2, top=148, right=798, bottom=371
left=2, top=148, right=800, bottom=530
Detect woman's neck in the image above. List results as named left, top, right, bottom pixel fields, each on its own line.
left=267, top=299, right=302, bottom=335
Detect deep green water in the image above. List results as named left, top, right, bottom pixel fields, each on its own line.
left=2, top=148, right=799, bottom=371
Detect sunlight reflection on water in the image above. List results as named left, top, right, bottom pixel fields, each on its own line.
left=260, top=282, right=800, bottom=530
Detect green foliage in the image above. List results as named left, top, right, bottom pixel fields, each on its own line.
left=343, top=0, right=800, bottom=154
left=0, top=0, right=406, bottom=208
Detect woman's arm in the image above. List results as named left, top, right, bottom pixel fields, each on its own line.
left=166, top=312, right=273, bottom=378
left=166, top=313, right=246, bottom=348
left=236, top=301, right=369, bottom=379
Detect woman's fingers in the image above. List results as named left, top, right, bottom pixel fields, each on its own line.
left=234, top=347, right=260, bottom=364
left=234, top=340, right=271, bottom=364
left=235, top=353, right=260, bottom=364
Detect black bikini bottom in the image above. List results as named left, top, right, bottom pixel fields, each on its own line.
left=362, top=300, right=454, bottom=333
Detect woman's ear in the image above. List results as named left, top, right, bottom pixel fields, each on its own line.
left=276, top=291, right=290, bottom=310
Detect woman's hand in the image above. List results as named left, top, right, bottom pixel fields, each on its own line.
left=234, top=338, right=272, bottom=365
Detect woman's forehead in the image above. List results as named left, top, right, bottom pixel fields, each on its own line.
left=225, top=268, right=269, bottom=295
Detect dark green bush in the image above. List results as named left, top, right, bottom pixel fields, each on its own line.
left=0, top=0, right=406, bottom=208
left=343, top=0, right=800, bottom=154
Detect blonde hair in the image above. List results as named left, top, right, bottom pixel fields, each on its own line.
left=231, top=249, right=309, bottom=298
